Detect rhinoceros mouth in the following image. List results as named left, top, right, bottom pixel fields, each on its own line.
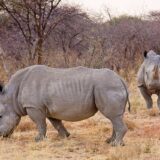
left=147, top=86, right=160, bottom=94
left=4, top=129, right=14, bottom=138
left=147, top=84, right=160, bottom=90
left=148, top=86, right=160, bottom=90
left=2, top=132, right=12, bottom=138
left=0, top=127, right=15, bottom=138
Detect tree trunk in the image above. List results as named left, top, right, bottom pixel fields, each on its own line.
left=34, top=38, right=43, bottom=65
left=28, top=47, right=34, bottom=65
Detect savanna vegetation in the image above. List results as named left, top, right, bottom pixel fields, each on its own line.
left=0, top=0, right=160, bottom=160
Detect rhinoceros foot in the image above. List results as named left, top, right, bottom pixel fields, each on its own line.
left=106, top=137, right=115, bottom=144
left=111, top=140, right=125, bottom=147
left=35, top=135, right=47, bottom=142
left=60, top=131, right=70, bottom=138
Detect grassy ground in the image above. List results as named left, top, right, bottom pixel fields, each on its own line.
left=1, top=78, right=160, bottom=160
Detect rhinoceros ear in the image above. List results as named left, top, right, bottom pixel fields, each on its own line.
left=144, top=50, right=148, bottom=58
left=0, top=83, right=4, bottom=94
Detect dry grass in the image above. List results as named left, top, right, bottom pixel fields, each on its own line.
left=16, top=118, right=36, bottom=132
left=1, top=74, right=160, bottom=160
left=124, top=118, right=138, bottom=131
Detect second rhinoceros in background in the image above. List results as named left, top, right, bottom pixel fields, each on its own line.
left=137, top=50, right=160, bottom=110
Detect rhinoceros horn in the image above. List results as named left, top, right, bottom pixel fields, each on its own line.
left=153, top=65, right=159, bottom=80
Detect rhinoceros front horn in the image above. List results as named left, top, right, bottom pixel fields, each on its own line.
left=153, top=65, right=159, bottom=80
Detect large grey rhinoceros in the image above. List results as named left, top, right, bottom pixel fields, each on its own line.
left=0, top=65, right=130, bottom=146
left=137, top=50, right=160, bottom=110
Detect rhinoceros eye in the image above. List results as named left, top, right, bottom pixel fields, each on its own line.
left=0, top=115, right=2, bottom=119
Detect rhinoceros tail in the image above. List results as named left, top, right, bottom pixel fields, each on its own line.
left=120, top=79, right=131, bottom=112
left=127, top=95, right=131, bottom=112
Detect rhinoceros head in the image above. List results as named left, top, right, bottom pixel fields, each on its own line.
left=143, top=50, right=160, bottom=90
left=0, top=84, right=20, bottom=137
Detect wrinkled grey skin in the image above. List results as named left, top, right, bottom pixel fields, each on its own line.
left=137, top=50, right=160, bottom=110
left=0, top=65, right=129, bottom=146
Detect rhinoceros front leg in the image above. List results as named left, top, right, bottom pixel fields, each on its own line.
left=26, top=107, right=47, bottom=142
left=139, top=86, right=153, bottom=109
left=48, top=117, right=70, bottom=138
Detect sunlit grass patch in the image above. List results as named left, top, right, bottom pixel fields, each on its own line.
left=125, top=118, right=138, bottom=131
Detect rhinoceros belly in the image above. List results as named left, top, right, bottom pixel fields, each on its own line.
left=45, top=78, right=97, bottom=121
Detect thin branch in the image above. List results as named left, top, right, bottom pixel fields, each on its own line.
left=0, top=2, right=30, bottom=45
left=68, top=32, right=81, bottom=49
left=43, top=0, right=61, bottom=31
left=44, top=12, right=84, bottom=40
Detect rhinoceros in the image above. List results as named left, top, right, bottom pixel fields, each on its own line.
left=0, top=65, right=130, bottom=146
left=137, top=50, right=160, bottom=110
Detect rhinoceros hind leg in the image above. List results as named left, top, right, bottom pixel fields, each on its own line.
left=26, top=107, right=47, bottom=142
left=110, top=116, right=127, bottom=146
left=48, top=117, right=70, bottom=138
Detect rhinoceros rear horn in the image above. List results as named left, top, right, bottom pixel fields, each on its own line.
left=144, top=50, right=148, bottom=58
